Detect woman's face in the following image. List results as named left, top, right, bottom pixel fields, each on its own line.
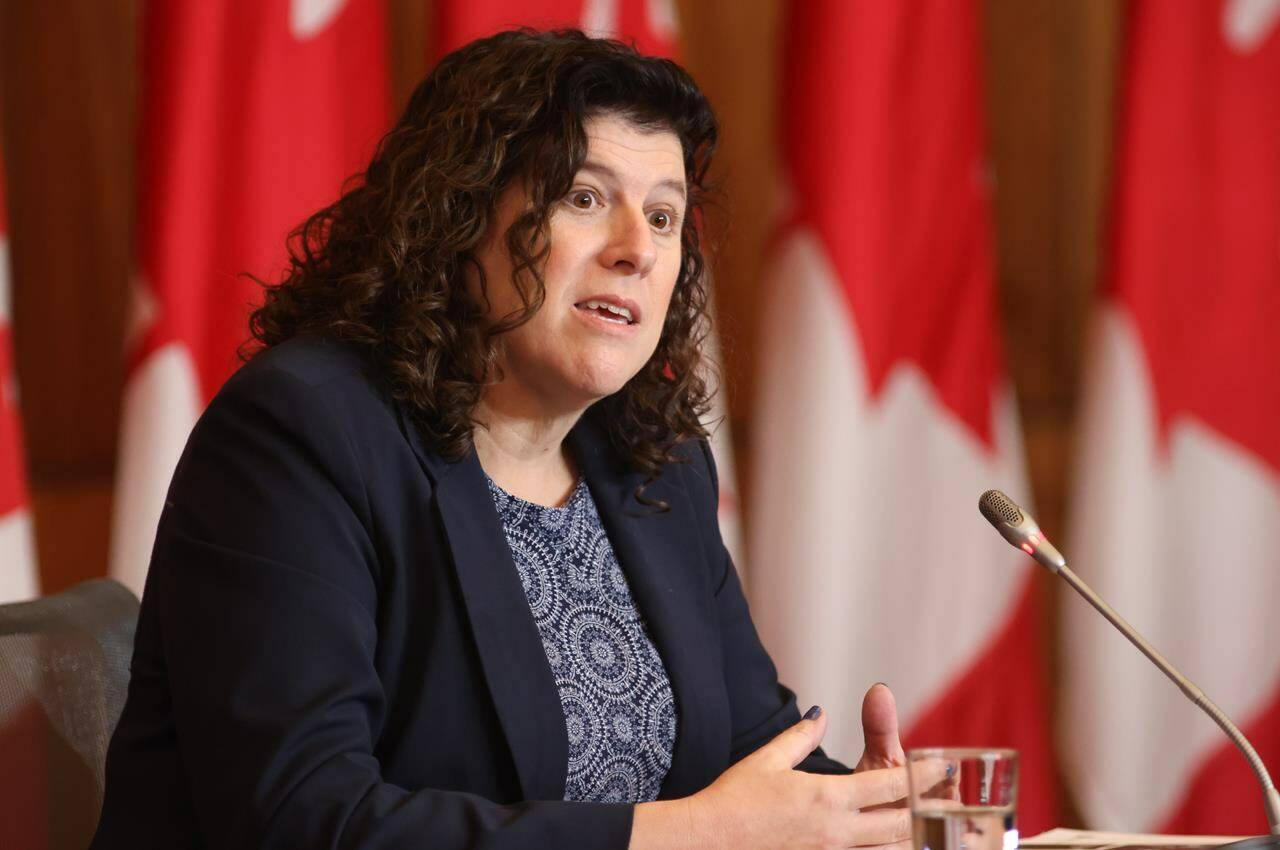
left=473, top=114, right=687, bottom=413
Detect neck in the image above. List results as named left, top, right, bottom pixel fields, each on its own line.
left=472, top=381, right=588, bottom=507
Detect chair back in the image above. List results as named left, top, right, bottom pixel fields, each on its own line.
left=0, top=579, right=139, bottom=850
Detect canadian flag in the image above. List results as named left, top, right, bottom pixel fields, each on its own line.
left=110, top=0, right=388, bottom=594
left=0, top=139, right=45, bottom=850
left=433, top=0, right=744, bottom=567
left=435, top=0, right=678, bottom=58
left=748, top=0, right=1057, bottom=833
left=1063, top=0, right=1280, bottom=833
left=0, top=145, right=38, bottom=604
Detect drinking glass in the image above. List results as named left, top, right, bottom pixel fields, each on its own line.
left=907, top=747, right=1019, bottom=850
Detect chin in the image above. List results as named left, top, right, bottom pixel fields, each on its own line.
left=569, top=376, right=631, bottom=404
left=564, top=362, right=642, bottom=404
left=563, top=348, right=645, bottom=394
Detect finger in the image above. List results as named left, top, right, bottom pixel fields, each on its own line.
left=833, top=807, right=911, bottom=847
left=845, top=757, right=952, bottom=810
left=859, top=797, right=907, bottom=812
left=858, top=840, right=913, bottom=850
left=761, top=705, right=828, bottom=770
left=842, top=765, right=909, bottom=810
left=912, top=794, right=964, bottom=812
left=865, top=834, right=916, bottom=850
left=856, top=683, right=905, bottom=771
left=916, top=757, right=962, bottom=803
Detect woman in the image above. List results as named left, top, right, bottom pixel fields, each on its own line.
left=91, top=29, right=920, bottom=849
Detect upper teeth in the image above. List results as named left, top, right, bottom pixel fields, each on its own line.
left=582, top=300, right=633, bottom=322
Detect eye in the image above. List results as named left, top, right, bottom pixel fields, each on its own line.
left=567, top=190, right=599, bottom=210
left=649, top=209, right=679, bottom=233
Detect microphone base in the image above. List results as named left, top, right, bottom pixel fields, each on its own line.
left=1221, top=836, right=1280, bottom=850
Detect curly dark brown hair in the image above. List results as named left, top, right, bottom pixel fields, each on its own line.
left=244, top=28, right=720, bottom=493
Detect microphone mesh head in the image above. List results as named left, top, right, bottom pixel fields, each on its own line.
left=979, top=489, right=1023, bottom=526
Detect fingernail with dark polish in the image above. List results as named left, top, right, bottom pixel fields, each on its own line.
left=803, top=705, right=822, bottom=721
left=945, top=762, right=957, bottom=780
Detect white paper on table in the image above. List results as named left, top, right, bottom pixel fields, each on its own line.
left=1022, top=828, right=1247, bottom=849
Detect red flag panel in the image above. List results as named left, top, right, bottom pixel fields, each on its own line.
left=1108, top=0, right=1280, bottom=475
left=779, top=0, right=1002, bottom=448
left=0, top=153, right=25, bottom=518
left=1065, top=0, right=1280, bottom=834
left=135, top=0, right=389, bottom=397
left=112, top=0, right=389, bottom=592
left=752, top=0, right=1058, bottom=834
left=434, top=0, right=677, bottom=59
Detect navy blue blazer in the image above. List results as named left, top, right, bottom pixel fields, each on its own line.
left=91, top=335, right=847, bottom=849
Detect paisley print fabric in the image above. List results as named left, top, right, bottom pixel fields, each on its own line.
left=485, top=475, right=677, bottom=803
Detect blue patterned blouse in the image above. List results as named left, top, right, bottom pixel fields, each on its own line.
left=485, top=474, right=677, bottom=803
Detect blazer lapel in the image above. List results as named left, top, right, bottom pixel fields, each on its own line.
left=569, top=419, right=729, bottom=799
left=396, top=405, right=568, bottom=801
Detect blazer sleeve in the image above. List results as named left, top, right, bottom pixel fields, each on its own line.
left=691, top=440, right=852, bottom=776
left=148, top=364, right=633, bottom=850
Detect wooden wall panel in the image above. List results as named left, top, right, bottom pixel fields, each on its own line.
left=1, top=0, right=136, bottom=591
left=983, top=0, right=1121, bottom=825
left=672, top=0, right=780, bottom=501
left=984, top=0, right=1121, bottom=542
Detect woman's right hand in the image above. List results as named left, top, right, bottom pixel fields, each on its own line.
left=631, top=706, right=942, bottom=850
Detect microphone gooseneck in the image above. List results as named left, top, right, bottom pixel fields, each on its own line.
left=978, top=489, right=1280, bottom=841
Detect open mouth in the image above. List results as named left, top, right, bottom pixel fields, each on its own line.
left=574, top=299, right=637, bottom=325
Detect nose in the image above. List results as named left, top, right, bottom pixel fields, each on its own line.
left=599, top=204, right=657, bottom=278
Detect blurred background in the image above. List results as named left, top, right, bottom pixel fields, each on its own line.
left=1, top=0, right=1277, bottom=841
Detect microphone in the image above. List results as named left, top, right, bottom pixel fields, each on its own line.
left=977, top=489, right=1065, bottom=573
left=979, top=489, right=1280, bottom=847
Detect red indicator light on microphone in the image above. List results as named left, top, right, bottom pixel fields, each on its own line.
left=1020, top=542, right=1035, bottom=555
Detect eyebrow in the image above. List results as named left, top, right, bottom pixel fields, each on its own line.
left=578, top=159, right=688, bottom=200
